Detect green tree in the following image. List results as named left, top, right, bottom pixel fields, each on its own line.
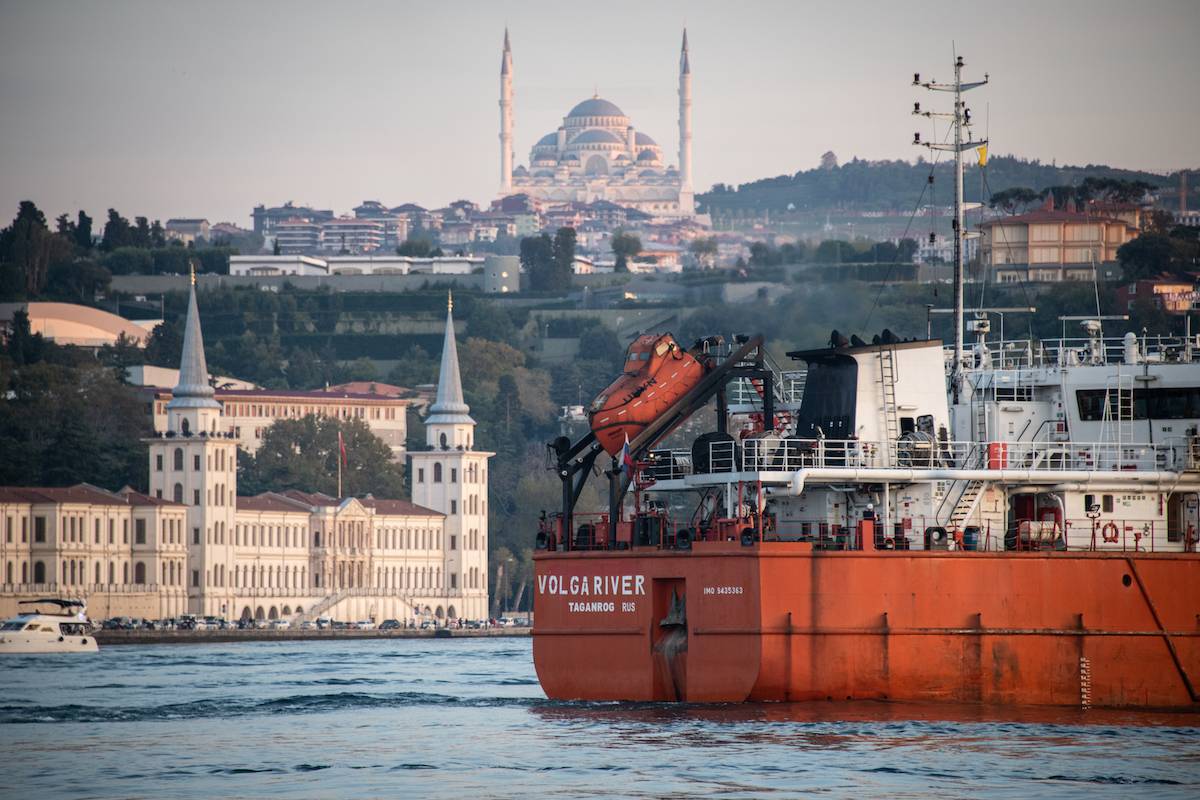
left=397, top=236, right=436, bottom=257
left=611, top=231, right=641, bottom=272
left=46, top=258, right=111, bottom=300
left=549, top=226, right=576, bottom=291
left=466, top=300, right=517, bottom=344
left=101, top=209, right=133, bottom=251
left=3, top=309, right=49, bottom=365
left=144, top=318, right=184, bottom=368
left=240, top=415, right=404, bottom=498
left=897, top=238, right=918, bottom=263
left=74, top=210, right=94, bottom=250
left=689, top=236, right=718, bottom=268
left=1118, top=234, right=1176, bottom=281
left=520, top=233, right=555, bottom=289
left=988, top=187, right=1041, bottom=215
left=0, top=201, right=73, bottom=296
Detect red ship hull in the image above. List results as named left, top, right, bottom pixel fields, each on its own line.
left=533, top=543, right=1200, bottom=709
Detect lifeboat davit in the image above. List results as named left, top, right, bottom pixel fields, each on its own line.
left=589, top=334, right=707, bottom=456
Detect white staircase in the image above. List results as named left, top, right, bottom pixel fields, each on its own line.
left=293, top=590, right=348, bottom=623
left=946, top=479, right=986, bottom=529
left=877, top=346, right=900, bottom=461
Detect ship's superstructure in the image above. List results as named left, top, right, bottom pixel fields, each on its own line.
left=531, top=58, right=1200, bottom=709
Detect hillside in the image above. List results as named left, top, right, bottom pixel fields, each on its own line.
left=697, top=155, right=1186, bottom=217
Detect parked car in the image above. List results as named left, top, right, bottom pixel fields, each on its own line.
left=298, top=620, right=316, bottom=630
left=331, top=620, right=349, bottom=630
left=378, top=619, right=401, bottom=631
left=269, top=619, right=291, bottom=630
left=354, top=620, right=376, bottom=631
left=419, top=620, right=436, bottom=630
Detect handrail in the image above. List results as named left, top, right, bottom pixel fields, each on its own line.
left=641, top=437, right=1189, bottom=480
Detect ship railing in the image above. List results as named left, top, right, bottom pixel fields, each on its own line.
left=726, top=370, right=807, bottom=407
left=691, top=438, right=1180, bottom=475
left=768, top=517, right=1192, bottom=554
left=951, top=334, right=1198, bottom=372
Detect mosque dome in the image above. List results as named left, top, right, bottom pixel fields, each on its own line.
left=634, top=132, right=657, bottom=146
left=567, top=97, right=626, bottom=118
left=536, top=132, right=558, bottom=146
left=637, top=149, right=658, bottom=161
left=572, top=129, right=624, bottom=145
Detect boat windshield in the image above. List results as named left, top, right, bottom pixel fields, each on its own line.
left=0, top=621, right=26, bottom=631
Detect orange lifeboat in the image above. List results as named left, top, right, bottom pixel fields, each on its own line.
left=589, top=334, right=707, bottom=456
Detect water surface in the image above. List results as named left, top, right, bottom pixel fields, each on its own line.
left=2, top=638, right=1197, bottom=798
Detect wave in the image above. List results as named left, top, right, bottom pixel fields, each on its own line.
left=0, top=691, right=545, bottom=724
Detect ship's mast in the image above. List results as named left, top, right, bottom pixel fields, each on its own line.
left=913, top=56, right=987, bottom=400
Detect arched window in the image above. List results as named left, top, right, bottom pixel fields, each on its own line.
left=174, top=447, right=184, bottom=470
left=108, top=561, right=114, bottom=584
left=181, top=418, right=190, bottom=435
left=134, top=562, right=146, bottom=584
left=440, top=432, right=448, bottom=449
left=34, top=561, right=45, bottom=583
left=123, top=562, right=129, bottom=584
left=22, top=562, right=28, bottom=583
left=173, top=483, right=183, bottom=503
left=5, top=561, right=11, bottom=583
left=434, top=463, right=442, bottom=482
left=95, top=562, right=101, bottom=584
left=68, top=560, right=75, bottom=584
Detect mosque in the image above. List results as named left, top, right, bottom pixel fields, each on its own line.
left=499, top=29, right=695, bottom=218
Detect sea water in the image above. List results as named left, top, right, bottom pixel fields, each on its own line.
left=2, top=637, right=1197, bottom=798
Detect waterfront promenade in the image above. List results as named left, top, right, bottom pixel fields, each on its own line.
left=96, top=627, right=529, bottom=645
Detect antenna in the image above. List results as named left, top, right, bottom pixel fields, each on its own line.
left=913, top=55, right=988, bottom=402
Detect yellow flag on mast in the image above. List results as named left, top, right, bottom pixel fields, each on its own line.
left=977, top=144, right=988, bottom=167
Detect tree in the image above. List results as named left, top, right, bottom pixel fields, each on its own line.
left=272, top=237, right=281, bottom=256
left=897, top=238, right=918, bottom=263
left=74, top=211, right=94, bottom=249
left=1118, top=234, right=1176, bottom=281
left=549, top=227, right=576, bottom=291
left=611, top=231, right=641, bottom=272
left=240, top=415, right=404, bottom=498
left=101, top=209, right=133, bottom=251
left=519, top=233, right=554, bottom=289
left=144, top=318, right=184, bottom=368
left=46, top=258, right=110, bottom=300
left=0, top=201, right=73, bottom=296
left=689, top=236, right=718, bottom=268
left=814, top=239, right=845, bottom=263
left=397, top=236, right=436, bottom=257
left=466, top=300, right=517, bottom=344
left=988, top=187, right=1040, bottom=215
left=3, top=309, right=48, bottom=365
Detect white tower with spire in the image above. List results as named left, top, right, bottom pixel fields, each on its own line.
left=146, top=269, right=238, bottom=617
left=499, top=28, right=514, bottom=194
left=409, top=294, right=493, bottom=621
left=678, top=28, right=695, bottom=214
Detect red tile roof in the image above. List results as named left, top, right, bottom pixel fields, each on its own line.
left=981, top=209, right=1130, bottom=227
left=236, top=492, right=314, bottom=513
left=0, top=483, right=184, bottom=508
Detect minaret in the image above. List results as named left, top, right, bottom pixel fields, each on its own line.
left=678, top=29, right=695, bottom=214
left=409, top=293, right=494, bottom=620
left=499, top=28, right=514, bottom=194
left=146, top=267, right=238, bottom=617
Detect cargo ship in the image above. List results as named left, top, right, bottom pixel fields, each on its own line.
left=531, top=58, right=1200, bottom=709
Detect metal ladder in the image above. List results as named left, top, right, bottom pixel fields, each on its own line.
left=1102, top=373, right=1134, bottom=447
left=877, top=346, right=900, bottom=459
left=947, top=479, right=986, bottom=529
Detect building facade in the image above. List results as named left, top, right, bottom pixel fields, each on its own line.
left=981, top=198, right=1138, bottom=283
left=501, top=29, right=695, bottom=218
left=0, top=284, right=490, bottom=623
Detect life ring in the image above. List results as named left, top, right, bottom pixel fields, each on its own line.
left=1101, top=521, right=1120, bottom=544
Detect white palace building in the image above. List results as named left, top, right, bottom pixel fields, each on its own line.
left=0, top=282, right=491, bottom=625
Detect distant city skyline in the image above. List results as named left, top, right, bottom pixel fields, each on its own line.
left=1, top=0, right=1197, bottom=228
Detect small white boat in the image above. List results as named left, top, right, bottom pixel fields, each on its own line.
left=0, top=598, right=99, bottom=654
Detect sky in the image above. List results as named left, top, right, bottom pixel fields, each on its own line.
left=1, top=0, right=1197, bottom=228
